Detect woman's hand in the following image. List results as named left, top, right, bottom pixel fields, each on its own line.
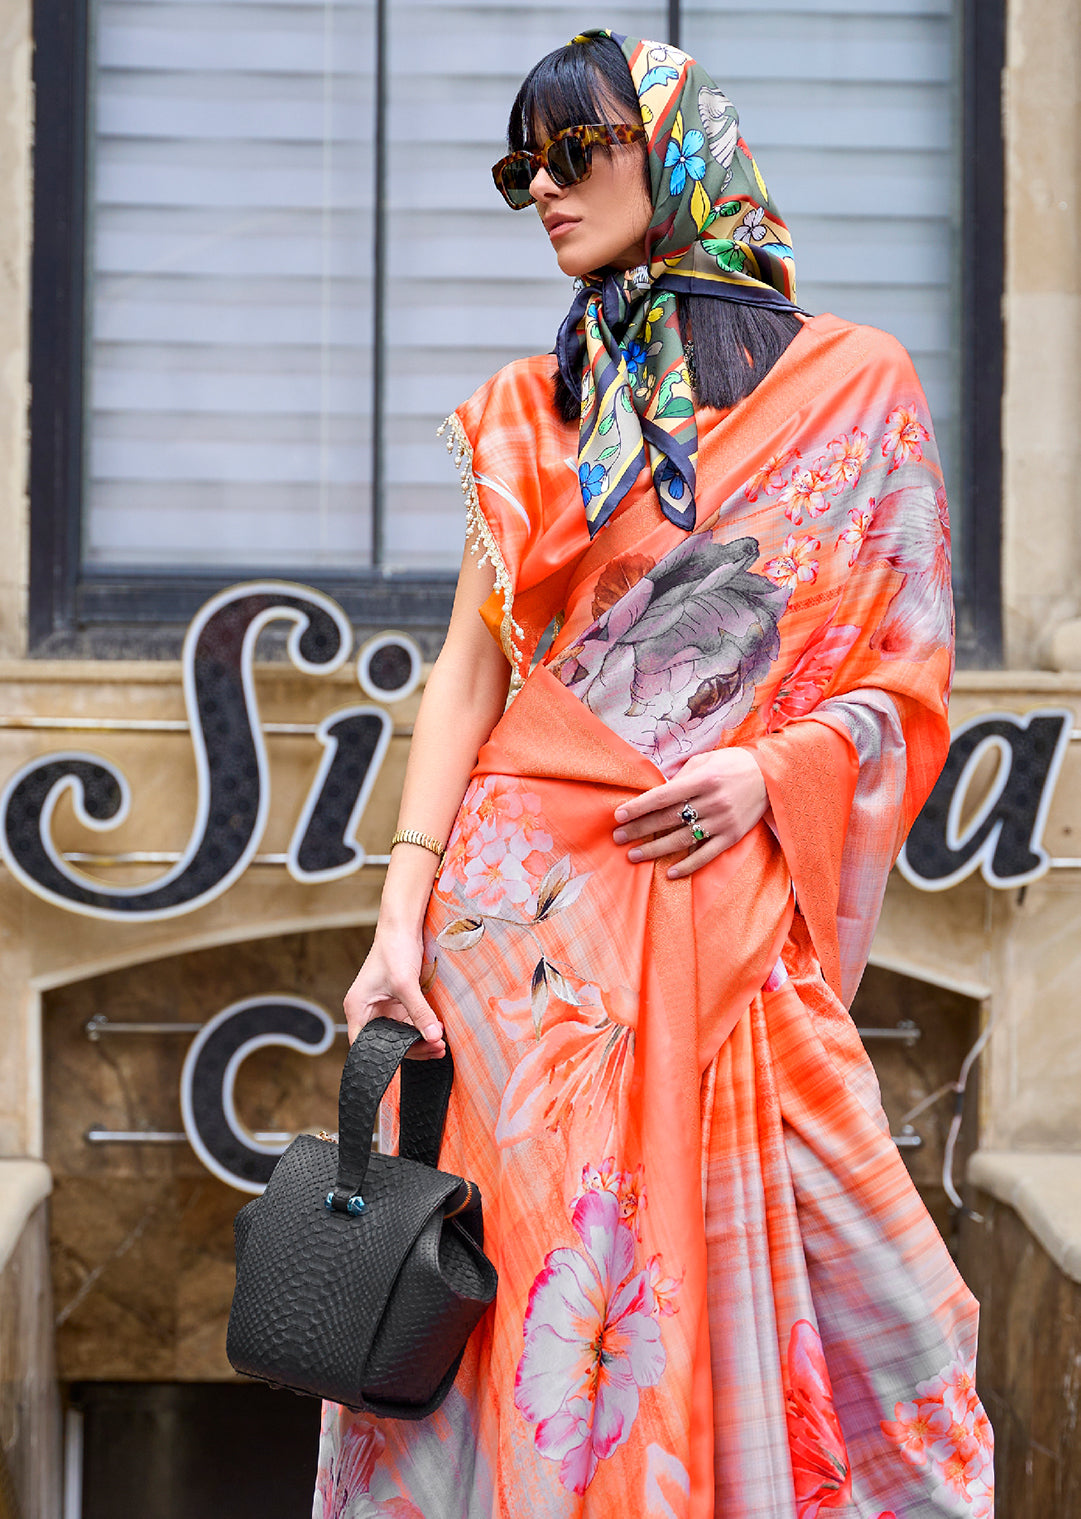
left=612, top=748, right=769, bottom=878
left=342, top=928, right=445, bottom=1059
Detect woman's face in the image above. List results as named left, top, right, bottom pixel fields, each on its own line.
left=529, top=114, right=653, bottom=278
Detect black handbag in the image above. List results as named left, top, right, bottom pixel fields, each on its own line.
left=226, top=1016, right=497, bottom=1419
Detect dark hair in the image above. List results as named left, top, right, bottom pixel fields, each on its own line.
left=508, top=34, right=643, bottom=155
left=508, top=36, right=804, bottom=421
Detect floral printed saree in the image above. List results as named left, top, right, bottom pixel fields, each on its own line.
left=314, top=314, right=993, bottom=1519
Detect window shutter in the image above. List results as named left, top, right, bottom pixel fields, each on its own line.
left=683, top=0, right=960, bottom=486
left=84, top=0, right=958, bottom=575
left=379, top=3, right=669, bottom=570
left=84, top=0, right=376, bottom=570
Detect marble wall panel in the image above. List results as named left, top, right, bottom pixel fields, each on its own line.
left=0, top=1204, right=61, bottom=1519
left=45, top=926, right=373, bottom=1381
left=958, top=1190, right=1081, bottom=1517
left=851, top=967, right=981, bottom=1241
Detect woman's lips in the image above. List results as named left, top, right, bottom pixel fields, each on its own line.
left=546, top=217, right=579, bottom=241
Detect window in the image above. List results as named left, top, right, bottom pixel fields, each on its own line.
left=29, top=0, right=1000, bottom=660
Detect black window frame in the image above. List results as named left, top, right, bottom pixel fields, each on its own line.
left=28, top=0, right=1003, bottom=662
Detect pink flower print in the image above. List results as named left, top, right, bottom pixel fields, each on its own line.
left=439, top=793, right=484, bottom=896
left=466, top=777, right=554, bottom=881
left=861, top=485, right=952, bottom=659
left=572, top=1157, right=647, bottom=1240
left=514, top=1189, right=668, bottom=1495
left=645, top=1254, right=683, bottom=1317
left=835, top=501, right=875, bottom=566
left=971, top=1492, right=994, bottom=1519
left=882, top=1354, right=994, bottom=1513
left=461, top=835, right=535, bottom=915
left=495, top=997, right=635, bottom=1148
left=925, top=1403, right=981, bottom=1465
left=315, top=1421, right=424, bottom=1519
left=921, top=1356, right=980, bottom=1424
left=764, top=623, right=861, bottom=731
left=882, top=404, right=929, bottom=474
left=881, top=1398, right=939, bottom=1469
left=442, top=774, right=555, bottom=901
left=473, top=777, right=540, bottom=838
left=818, top=429, right=870, bottom=493
left=784, top=1320, right=852, bottom=1518
left=778, top=467, right=830, bottom=524
left=932, top=1437, right=988, bottom=1510
left=472, top=775, right=518, bottom=839
left=476, top=778, right=551, bottom=848
left=764, top=534, right=820, bottom=592
left=970, top=1400, right=994, bottom=1455
left=743, top=445, right=801, bottom=501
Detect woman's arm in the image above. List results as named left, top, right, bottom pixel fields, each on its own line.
left=343, top=546, right=511, bottom=1051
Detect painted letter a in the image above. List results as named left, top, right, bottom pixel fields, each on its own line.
left=898, top=708, right=1072, bottom=891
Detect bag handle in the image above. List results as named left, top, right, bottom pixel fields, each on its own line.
left=328, top=1017, right=454, bottom=1212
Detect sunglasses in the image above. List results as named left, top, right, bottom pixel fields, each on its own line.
left=492, top=122, right=646, bottom=210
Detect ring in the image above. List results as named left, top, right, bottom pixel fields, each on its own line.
left=691, top=823, right=710, bottom=843
left=679, top=802, right=699, bottom=827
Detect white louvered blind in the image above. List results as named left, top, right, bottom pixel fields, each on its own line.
left=380, top=2, right=666, bottom=570
left=683, top=0, right=961, bottom=530
left=83, top=0, right=376, bottom=570
left=383, top=0, right=959, bottom=570
left=83, top=0, right=960, bottom=575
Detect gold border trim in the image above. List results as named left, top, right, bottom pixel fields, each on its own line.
left=438, top=413, right=525, bottom=687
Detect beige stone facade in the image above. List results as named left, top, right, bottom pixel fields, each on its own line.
left=1003, top=0, right=1081, bottom=667
left=1, top=0, right=1081, bottom=1511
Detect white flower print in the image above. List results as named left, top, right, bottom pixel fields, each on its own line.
left=733, top=205, right=767, bottom=243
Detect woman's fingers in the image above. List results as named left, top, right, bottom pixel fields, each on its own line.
left=614, top=778, right=682, bottom=826
left=343, top=979, right=444, bottom=1056
left=665, top=833, right=728, bottom=878
left=612, top=802, right=689, bottom=844
left=622, top=825, right=695, bottom=862
left=614, top=822, right=730, bottom=875
left=391, top=981, right=445, bottom=1058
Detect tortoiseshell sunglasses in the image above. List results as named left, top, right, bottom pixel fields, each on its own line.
left=492, top=123, right=646, bottom=209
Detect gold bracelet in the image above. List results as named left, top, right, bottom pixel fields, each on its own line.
left=390, top=829, right=446, bottom=860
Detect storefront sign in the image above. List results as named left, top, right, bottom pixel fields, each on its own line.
left=0, top=582, right=1076, bottom=908
left=0, top=582, right=420, bottom=919
left=898, top=708, right=1072, bottom=891
left=180, top=995, right=337, bottom=1194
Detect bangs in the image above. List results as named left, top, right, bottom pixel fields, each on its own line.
left=507, top=36, right=640, bottom=151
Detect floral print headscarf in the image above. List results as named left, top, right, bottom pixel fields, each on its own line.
left=555, top=31, right=797, bottom=537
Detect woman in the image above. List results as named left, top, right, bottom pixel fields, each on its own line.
left=315, top=30, right=992, bottom=1519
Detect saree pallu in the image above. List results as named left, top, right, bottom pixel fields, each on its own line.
left=314, top=315, right=993, bottom=1519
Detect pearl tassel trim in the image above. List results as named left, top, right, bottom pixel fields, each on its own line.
left=437, top=412, right=525, bottom=692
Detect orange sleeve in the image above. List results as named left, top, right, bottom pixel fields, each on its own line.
left=746, top=719, right=859, bottom=1001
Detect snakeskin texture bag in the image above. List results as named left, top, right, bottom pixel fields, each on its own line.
left=226, top=1017, right=497, bottom=1419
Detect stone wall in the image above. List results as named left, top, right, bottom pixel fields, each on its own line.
left=1003, top=0, right=1081, bottom=667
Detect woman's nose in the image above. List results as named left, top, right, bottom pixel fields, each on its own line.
left=529, top=164, right=561, bottom=203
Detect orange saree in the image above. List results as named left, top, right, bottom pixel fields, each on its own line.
left=314, top=315, right=992, bottom=1519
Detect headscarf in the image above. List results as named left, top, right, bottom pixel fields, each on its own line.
left=554, top=32, right=798, bottom=537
